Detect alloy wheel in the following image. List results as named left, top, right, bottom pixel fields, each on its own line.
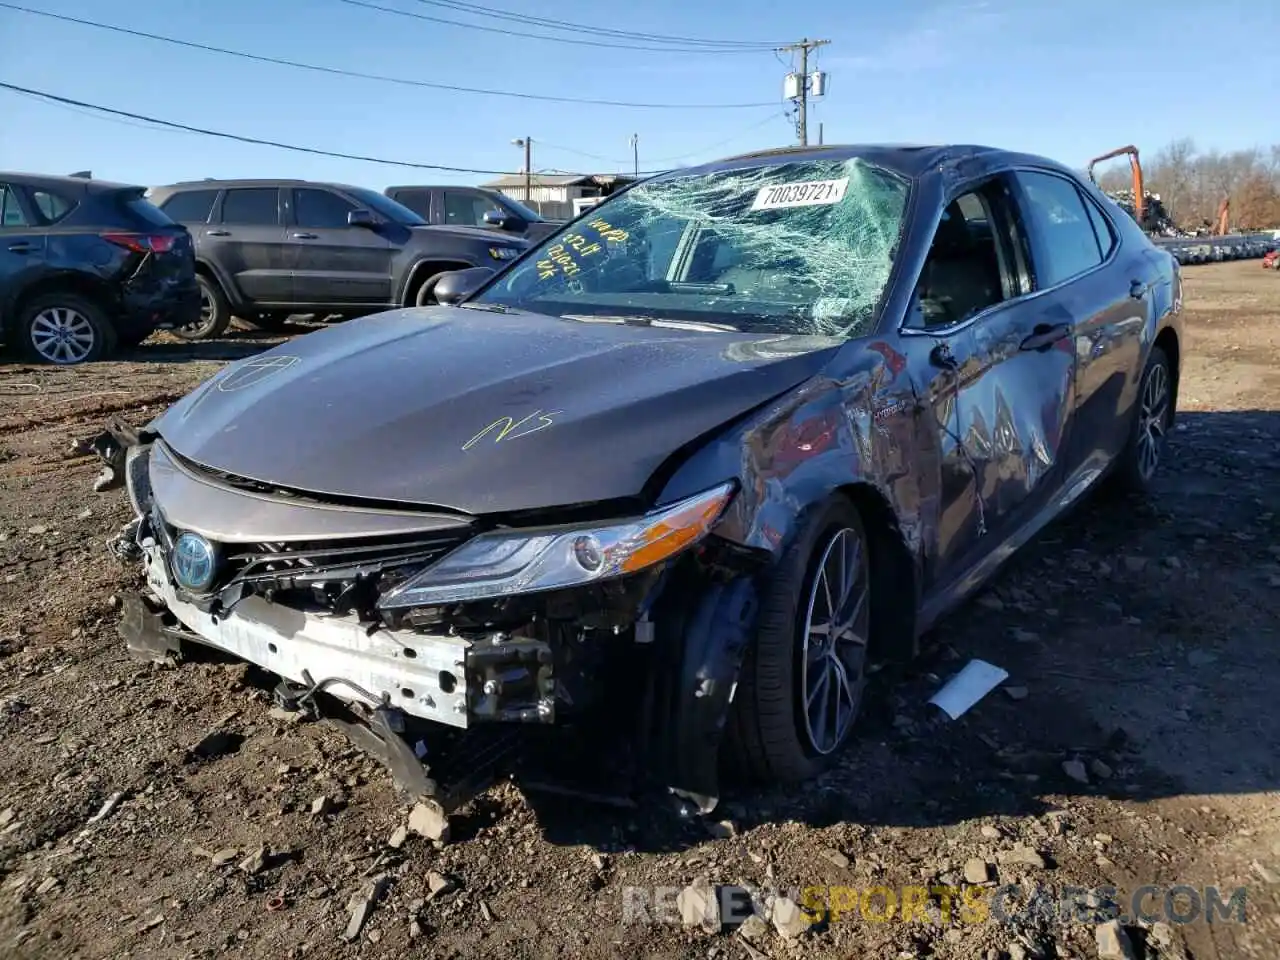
left=799, top=526, right=870, bottom=755
left=1136, top=362, right=1170, bottom=481
left=29, top=306, right=96, bottom=364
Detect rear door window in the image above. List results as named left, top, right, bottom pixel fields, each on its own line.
left=1016, top=171, right=1105, bottom=287
left=160, top=189, right=219, bottom=224
left=0, top=185, right=29, bottom=227
left=1082, top=194, right=1116, bottom=258
left=390, top=189, right=430, bottom=218
left=221, top=188, right=280, bottom=226
left=31, top=189, right=75, bottom=224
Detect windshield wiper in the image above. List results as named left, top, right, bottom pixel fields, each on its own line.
left=667, top=281, right=735, bottom=295
left=560, top=314, right=740, bottom=333
left=458, top=302, right=511, bottom=314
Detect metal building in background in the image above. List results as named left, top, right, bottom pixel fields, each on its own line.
left=481, top=173, right=637, bottom=220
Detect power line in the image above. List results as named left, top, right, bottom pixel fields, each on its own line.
left=4, top=80, right=778, bottom=178
left=5, top=84, right=181, bottom=135
left=647, top=113, right=791, bottom=163
left=0, top=3, right=777, bottom=110
left=409, top=0, right=780, bottom=49
left=340, top=0, right=773, bottom=54
left=537, top=111, right=787, bottom=166
left=0, top=81, right=541, bottom=176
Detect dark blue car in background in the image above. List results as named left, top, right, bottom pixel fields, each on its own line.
left=1, top=172, right=199, bottom=364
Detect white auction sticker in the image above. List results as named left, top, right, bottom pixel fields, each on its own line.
left=749, top=177, right=849, bottom=211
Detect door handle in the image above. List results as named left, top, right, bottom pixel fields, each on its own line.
left=290, top=232, right=318, bottom=239
left=1129, top=279, right=1149, bottom=299
left=1019, top=322, right=1070, bottom=352
left=207, top=229, right=231, bottom=237
left=6, top=242, right=33, bottom=253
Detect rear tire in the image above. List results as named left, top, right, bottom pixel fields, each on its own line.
left=1109, top=345, right=1173, bottom=495
left=17, top=293, right=116, bottom=365
left=173, top=274, right=232, bottom=340
left=726, top=497, right=872, bottom=783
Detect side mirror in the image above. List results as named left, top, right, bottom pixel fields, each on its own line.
left=348, top=209, right=377, bottom=228
left=433, top=266, right=494, bottom=306
left=482, top=209, right=512, bottom=229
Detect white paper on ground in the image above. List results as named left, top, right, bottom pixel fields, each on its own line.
left=927, top=659, right=1010, bottom=720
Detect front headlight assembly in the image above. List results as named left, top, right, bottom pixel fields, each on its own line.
left=376, top=481, right=735, bottom=609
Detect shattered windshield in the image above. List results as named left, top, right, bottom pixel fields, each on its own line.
left=473, top=157, right=910, bottom=338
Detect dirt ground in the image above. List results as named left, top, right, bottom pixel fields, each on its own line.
left=1, top=261, right=1277, bottom=960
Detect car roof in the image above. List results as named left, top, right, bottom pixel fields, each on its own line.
left=153, top=178, right=369, bottom=193
left=384, top=185, right=499, bottom=192
left=0, top=171, right=143, bottom=194
left=661, top=143, right=1076, bottom=182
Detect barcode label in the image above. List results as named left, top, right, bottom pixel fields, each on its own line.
left=750, top=177, right=849, bottom=211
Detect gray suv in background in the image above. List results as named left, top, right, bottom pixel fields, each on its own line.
left=384, top=184, right=563, bottom=244
left=148, top=179, right=530, bottom=339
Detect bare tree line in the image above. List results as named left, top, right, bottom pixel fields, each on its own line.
left=1094, top=139, right=1280, bottom=231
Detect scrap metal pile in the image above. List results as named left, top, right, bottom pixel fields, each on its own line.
left=1105, top=189, right=1182, bottom=236
left=1089, top=144, right=1276, bottom=265
left=1101, top=190, right=1277, bottom=265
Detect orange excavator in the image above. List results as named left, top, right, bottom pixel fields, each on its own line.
left=1088, top=145, right=1145, bottom=225
left=1213, top=196, right=1230, bottom=236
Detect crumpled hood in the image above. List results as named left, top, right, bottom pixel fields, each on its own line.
left=152, top=307, right=839, bottom=515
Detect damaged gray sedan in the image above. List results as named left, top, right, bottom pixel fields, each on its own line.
left=100, top=144, right=1183, bottom=819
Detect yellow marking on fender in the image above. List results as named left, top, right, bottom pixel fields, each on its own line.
left=462, top=410, right=561, bottom=451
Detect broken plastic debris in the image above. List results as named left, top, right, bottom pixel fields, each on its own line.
left=927, top=659, right=1009, bottom=720
left=87, top=792, right=124, bottom=824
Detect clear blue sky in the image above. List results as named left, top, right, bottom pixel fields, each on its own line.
left=0, top=0, right=1273, bottom=190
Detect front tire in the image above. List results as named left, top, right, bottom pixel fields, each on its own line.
left=1111, top=345, right=1173, bottom=494
left=727, top=497, right=872, bottom=783
left=18, top=293, right=116, bottom=365
left=173, top=275, right=232, bottom=340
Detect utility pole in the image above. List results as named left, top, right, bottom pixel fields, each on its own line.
left=777, top=38, right=830, bottom=146
left=630, top=134, right=638, bottom=177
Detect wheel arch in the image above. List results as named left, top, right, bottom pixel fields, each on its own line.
left=648, top=478, right=920, bottom=810
left=194, top=258, right=240, bottom=308
left=832, top=482, right=920, bottom=663
left=6, top=272, right=115, bottom=336
left=712, top=475, right=920, bottom=663
left=1153, top=324, right=1180, bottom=425
left=655, top=388, right=926, bottom=663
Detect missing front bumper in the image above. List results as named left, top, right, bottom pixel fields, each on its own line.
left=117, top=580, right=532, bottom=814
left=140, top=544, right=475, bottom=727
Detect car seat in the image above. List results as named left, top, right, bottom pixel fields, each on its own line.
left=919, top=201, right=1002, bottom=325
